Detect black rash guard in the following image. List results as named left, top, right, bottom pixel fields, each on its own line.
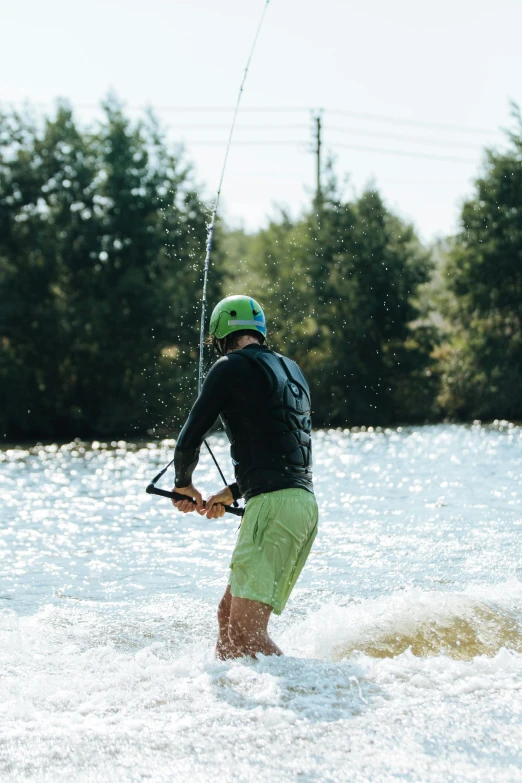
left=174, top=343, right=313, bottom=502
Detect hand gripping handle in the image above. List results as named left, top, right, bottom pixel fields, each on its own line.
left=146, top=484, right=244, bottom=517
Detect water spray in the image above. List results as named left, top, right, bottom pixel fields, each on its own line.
left=146, top=1, right=271, bottom=516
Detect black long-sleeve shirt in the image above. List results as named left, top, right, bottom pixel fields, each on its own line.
left=174, top=344, right=313, bottom=502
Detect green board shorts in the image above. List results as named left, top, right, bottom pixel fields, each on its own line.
left=228, top=487, right=318, bottom=615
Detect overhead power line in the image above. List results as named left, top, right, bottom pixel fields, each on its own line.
left=327, top=110, right=496, bottom=135
left=180, top=124, right=484, bottom=150
left=132, top=106, right=497, bottom=134
left=117, top=105, right=500, bottom=135
left=186, top=139, right=476, bottom=163
left=188, top=140, right=306, bottom=145
left=4, top=100, right=499, bottom=136
left=330, top=142, right=476, bottom=163
left=327, top=127, right=483, bottom=150
left=172, top=123, right=307, bottom=130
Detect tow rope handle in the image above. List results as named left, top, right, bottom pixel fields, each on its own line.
left=146, top=483, right=244, bottom=518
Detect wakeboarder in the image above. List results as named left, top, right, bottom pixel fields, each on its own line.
left=172, top=295, right=318, bottom=659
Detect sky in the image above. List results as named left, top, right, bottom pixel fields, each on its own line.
left=3, top=0, right=522, bottom=243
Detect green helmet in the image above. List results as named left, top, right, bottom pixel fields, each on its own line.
left=209, top=295, right=267, bottom=340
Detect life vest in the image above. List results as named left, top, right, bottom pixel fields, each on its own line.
left=220, top=347, right=313, bottom=495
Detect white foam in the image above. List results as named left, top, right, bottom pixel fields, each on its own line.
left=282, top=580, right=522, bottom=662
left=1, top=585, right=522, bottom=782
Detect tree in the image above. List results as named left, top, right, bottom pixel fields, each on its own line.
left=0, top=104, right=91, bottom=437
left=0, top=100, right=217, bottom=439
left=439, top=106, right=522, bottom=420
left=225, top=169, right=437, bottom=426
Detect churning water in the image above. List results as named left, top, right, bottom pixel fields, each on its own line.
left=1, top=423, right=522, bottom=782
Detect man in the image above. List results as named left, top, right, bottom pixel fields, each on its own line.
left=172, top=295, right=318, bottom=659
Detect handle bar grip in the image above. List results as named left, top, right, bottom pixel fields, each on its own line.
left=146, top=484, right=244, bottom=517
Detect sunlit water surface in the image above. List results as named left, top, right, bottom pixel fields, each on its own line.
left=1, top=423, right=522, bottom=782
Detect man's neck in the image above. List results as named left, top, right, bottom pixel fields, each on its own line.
left=228, top=335, right=261, bottom=353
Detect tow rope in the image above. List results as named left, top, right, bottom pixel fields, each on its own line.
left=146, top=1, right=270, bottom=517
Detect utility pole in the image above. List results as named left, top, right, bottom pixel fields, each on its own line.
left=312, top=110, right=323, bottom=208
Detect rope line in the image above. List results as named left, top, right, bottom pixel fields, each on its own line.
left=198, top=0, right=270, bottom=393
left=194, top=1, right=270, bottom=501
left=147, top=2, right=269, bottom=509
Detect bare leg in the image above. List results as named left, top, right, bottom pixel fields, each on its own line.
left=215, top=586, right=283, bottom=660
left=215, top=586, right=241, bottom=660
left=227, top=595, right=283, bottom=659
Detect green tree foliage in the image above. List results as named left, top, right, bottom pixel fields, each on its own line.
left=16, top=97, right=522, bottom=437
left=439, top=108, right=522, bottom=420
left=224, top=173, right=437, bottom=426
left=0, top=100, right=217, bottom=439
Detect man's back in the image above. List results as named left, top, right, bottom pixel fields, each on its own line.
left=175, top=343, right=313, bottom=501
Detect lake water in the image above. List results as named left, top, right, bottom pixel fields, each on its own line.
left=1, top=423, right=522, bottom=782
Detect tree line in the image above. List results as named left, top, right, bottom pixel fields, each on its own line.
left=1, top=99, right=521, bottom=440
